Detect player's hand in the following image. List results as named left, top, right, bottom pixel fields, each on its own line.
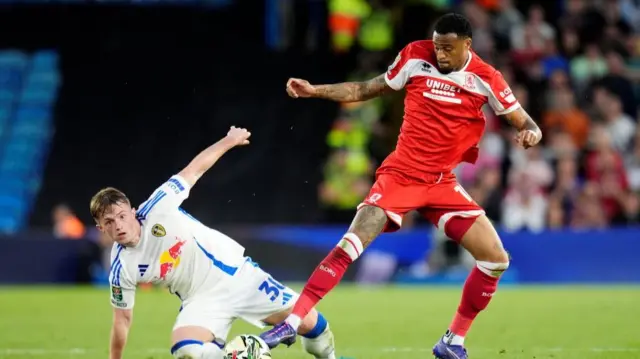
left=286, top=78, right=316, bottom=98
left=515, top=129, right=541, bottom=149
left=226, top=126, right=251, bottom=146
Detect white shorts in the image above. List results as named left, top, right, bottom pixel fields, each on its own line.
left=173, top=258, right=299, bottom=340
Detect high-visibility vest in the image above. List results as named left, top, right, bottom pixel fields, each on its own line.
left=328, top=0, right=371, bottom=51
left=358, top=10, right=393, bottom=51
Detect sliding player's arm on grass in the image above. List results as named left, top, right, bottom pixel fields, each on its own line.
left=108, top=249, right=136, bottom=359
left=110, top=308, right=133, bottom=359
left=135, top=126, right=252, bottom=221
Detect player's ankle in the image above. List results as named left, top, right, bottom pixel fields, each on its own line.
left=443, top=329, right=465, bottom=346
left=285, top=315, right=302, bottom=331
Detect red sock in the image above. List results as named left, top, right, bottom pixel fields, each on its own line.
left=449, top=266, right=500, bottom=337
left=291, top=247, right=353, bottom=319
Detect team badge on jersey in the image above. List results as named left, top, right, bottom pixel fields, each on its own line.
left=152, top=224, right=166, bottom=237
left=464, top=74, right=476, bottom=90
left=111, top=286, right=123, bottom=301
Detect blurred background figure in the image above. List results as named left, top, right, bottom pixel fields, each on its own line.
left=52, top=203, right=85, bottom=239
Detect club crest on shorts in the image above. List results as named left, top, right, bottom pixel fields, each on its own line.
left=111, top=286, right=123, bottom=301
left=368, top=193, right=382, bottom=203
left=152, top=224, right=166, bottom=237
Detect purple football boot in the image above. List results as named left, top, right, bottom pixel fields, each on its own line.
left=259, top=322, right=297, bottom=349
left=432, top=332, right=468, bottom=359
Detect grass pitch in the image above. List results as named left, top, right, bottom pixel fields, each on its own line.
left=0, top=285, right=638, bottom=358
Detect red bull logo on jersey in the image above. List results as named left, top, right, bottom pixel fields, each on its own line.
left=159, top=238, right=186, bottom=279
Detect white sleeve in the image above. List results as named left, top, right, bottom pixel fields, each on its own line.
left=108, top=245, right=136, bottom=309
left=384, top=43, right=422, bottom=91
left=136, top=175, right=191, bottom=221
left=480, top=70, right=521, bottom=115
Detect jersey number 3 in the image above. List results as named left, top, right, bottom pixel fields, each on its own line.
left=258, top=277, right=285, bottom=302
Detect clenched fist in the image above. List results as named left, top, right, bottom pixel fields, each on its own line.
left=226, top=126, right=251, bottom=146
left=286, top=78, right=317, bottom=98
left=515, top=129, right=541, bottom=149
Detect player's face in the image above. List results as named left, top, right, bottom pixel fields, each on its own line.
left=97, top=202, right=139, bottom=246
left=433, top=32, right=471, bottom=73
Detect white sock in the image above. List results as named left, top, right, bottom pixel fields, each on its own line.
left=443, top=330, right=464, bottom=346
left=302, top=325, right=336, bottom=359
left=201, top=343, right=225, bottom=359
left=286, top=314, right=302, bottom=331
left=172, top=342, right=223, bottom=359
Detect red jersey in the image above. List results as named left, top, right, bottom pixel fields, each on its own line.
left=378, top=40, right=520, bottom=180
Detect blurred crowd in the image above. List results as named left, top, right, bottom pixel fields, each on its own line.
left=318, top=0, right=640, bottom=232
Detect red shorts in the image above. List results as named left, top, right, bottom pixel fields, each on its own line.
left=358, top=171, right=485, bottom=236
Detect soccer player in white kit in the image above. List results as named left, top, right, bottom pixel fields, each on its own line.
left=90, top=127, right=337, bottom=359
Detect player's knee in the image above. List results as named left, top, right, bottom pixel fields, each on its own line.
left=301, top=313, right=335, bottom=359
left=347, top=205, right=387, bottom=246
left=443, top=216, right=476, bottom=242
left=476, top=260, right=510, bottom=278
left=171, top=340, right=224, bottom=359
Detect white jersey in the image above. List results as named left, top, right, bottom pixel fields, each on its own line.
left=108, top=174, right=246, bottom=309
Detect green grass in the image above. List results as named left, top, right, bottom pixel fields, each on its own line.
left=0, top=285, right=639, bottom=358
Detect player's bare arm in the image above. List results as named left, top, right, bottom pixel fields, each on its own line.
left=178, top=126, right=251, bottom=187
left=286, top=74, right=392, bottom=103
left=110, top=308, right=133, bottom=359
left=501, top=107, right=542, bottom=149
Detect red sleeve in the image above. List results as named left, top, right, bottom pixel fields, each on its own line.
left=615, top=153, right=630, bottom=190
left=384, top=42, right=423, bottom=91
left=585, top=153, right=598, bottom=181
left=481, top=70, right=521, bottom=115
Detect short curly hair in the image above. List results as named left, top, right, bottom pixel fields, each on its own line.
left=434, top=13, right=473, bottom=39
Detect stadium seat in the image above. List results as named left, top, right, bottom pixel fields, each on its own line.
left=0, top=50, right=59, bottom=234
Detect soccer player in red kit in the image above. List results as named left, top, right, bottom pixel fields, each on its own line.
left=261, top=13, right=542, bottom=359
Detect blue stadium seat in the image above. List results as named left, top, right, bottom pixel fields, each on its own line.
left=31, top=51, right=58, bottom=71
left=0, top=216, right=19, bottom=234
left=0, top=89, right=17, bottom=104
left=0, top=178, right=28, bottom=193
left=0, top=69, right=25, bottom=90
left=19, top=89, right=58, bottom=105
left=0, top=50, right=28, bottom=68
left=23, top=71, right=60, bottom=90
left=0, top=49, right=59, bottom=233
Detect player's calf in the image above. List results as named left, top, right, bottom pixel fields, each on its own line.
left=171, top=340, right=224, bottom=359
left=299, top=312, right=336, bottom=359
left=439, top=214, right=510, bottom=348
left=286, top=205, right=386, bottom=328
left=261, top=206, right=387, bottom=348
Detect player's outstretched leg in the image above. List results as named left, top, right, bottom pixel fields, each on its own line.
left=433, top=215, right=509, bottom=359
left=260, top=205, right=387, bottom=349
left=171, top=326, right=225, bottom=359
